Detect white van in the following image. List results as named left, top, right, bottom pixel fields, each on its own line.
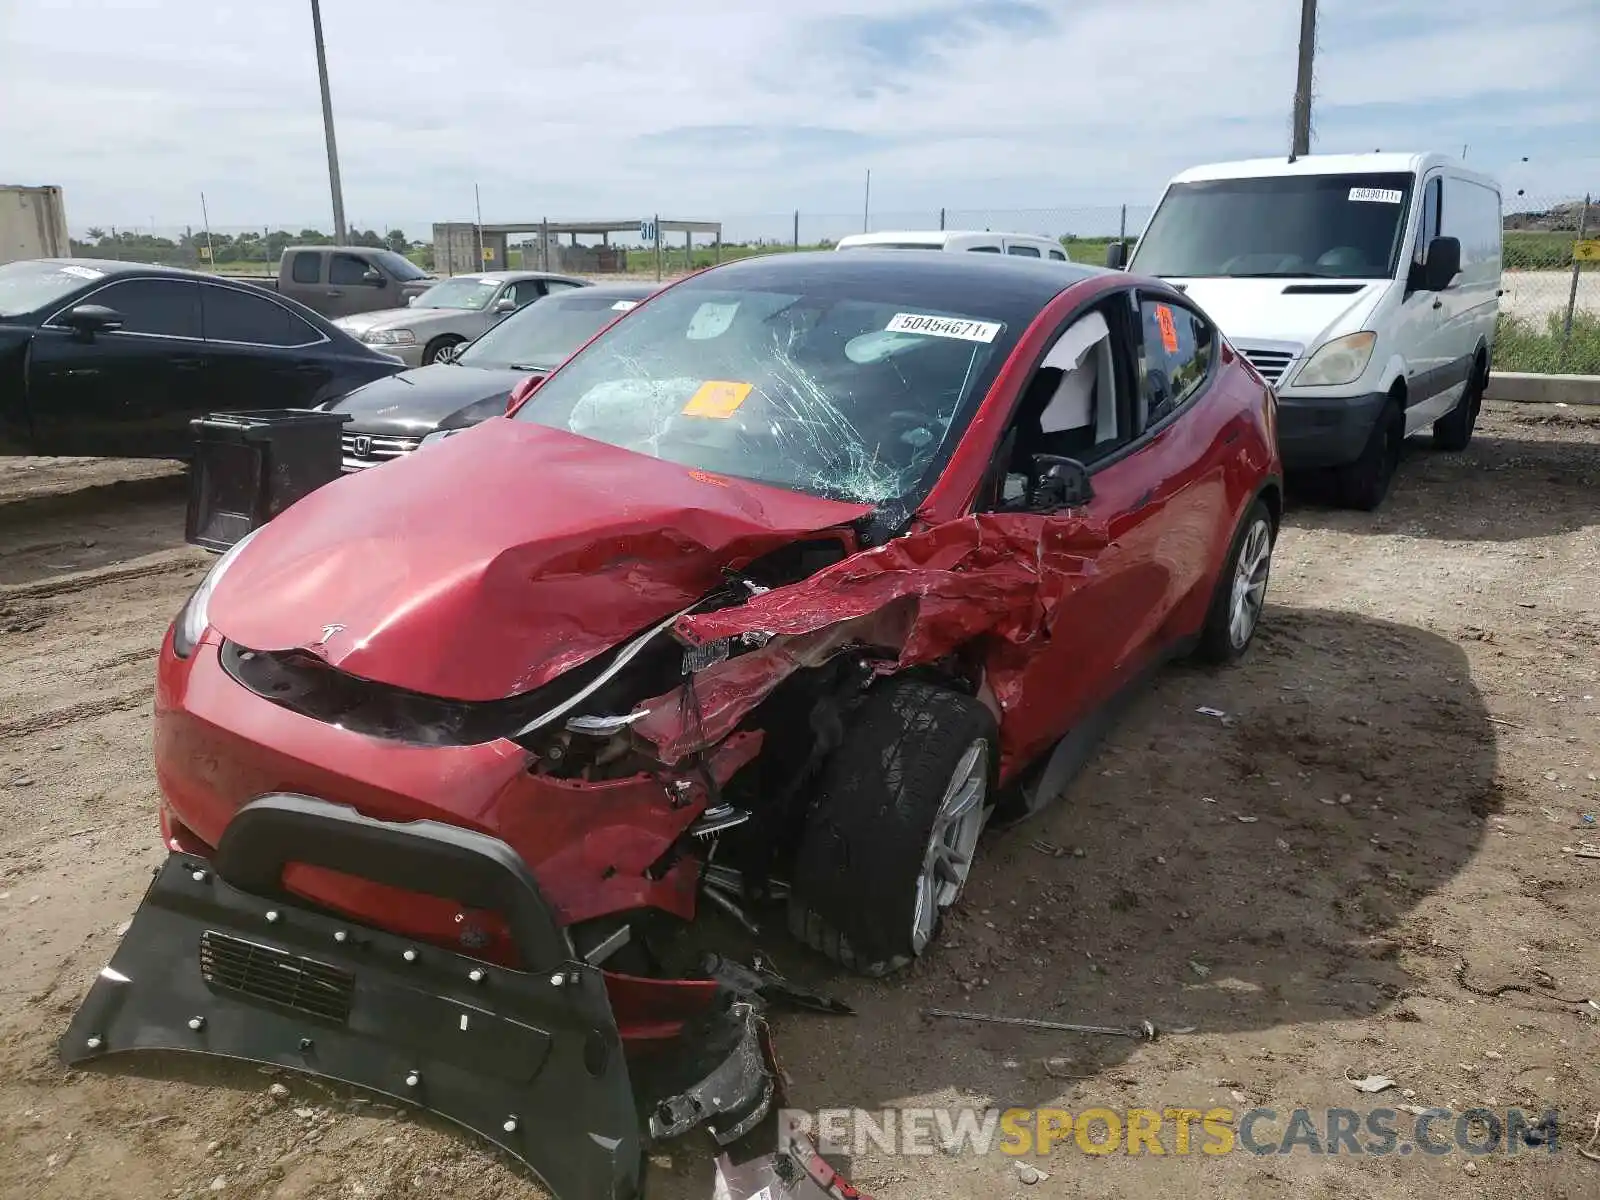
left=1126, top=153, right=1502, bottom=509
left=835, top=229, right=1071, bottom=260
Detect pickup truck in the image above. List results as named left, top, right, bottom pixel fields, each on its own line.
left=236, top=246, right=436, bottom=319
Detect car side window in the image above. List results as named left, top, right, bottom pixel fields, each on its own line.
left=201, top=285, right=320, bottom=347
left=330, top=254, right=377, bottom=286
left=543, top=281, right=581, bottom=295
left=978, top=300, right=1135, bottom=510
left=966, top=245, right=1001, bottom=254
left=1007, top=244, right=1041, bottom=257
left=1048, top=249, right=1067, bottom=261
left=1137, top=296, right=1214, bottom=429
left=1413, top=177, right=1442, bottom=266
left=87, top=279, right=202, bottom=339
left=289, top=253, right=321, bottom=285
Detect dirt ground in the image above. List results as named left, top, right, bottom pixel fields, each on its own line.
left=1, top=403, right=1597, bottom=1200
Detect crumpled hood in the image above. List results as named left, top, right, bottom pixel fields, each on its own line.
left=207, top=419, right=871, bottom=701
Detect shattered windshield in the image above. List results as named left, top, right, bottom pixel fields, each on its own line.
left=514, top=282, right=1013, bottom=505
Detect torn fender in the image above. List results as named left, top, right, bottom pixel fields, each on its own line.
left=634, top=513, right=1109, bottom=763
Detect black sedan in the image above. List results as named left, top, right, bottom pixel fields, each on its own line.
left=328, top=282, right=656, bottom=471
left=0, top=259, right=405, bottom=458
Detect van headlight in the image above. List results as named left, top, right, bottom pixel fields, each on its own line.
left=172, top=527, right=262, bottom=658
left=1291, top=332, right=1377, bottom=388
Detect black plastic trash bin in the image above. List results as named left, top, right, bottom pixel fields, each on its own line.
left=185, top=409, right=352, bottom=552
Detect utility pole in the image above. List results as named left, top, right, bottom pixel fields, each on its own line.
left=310, top=0, right=348, bottom=244
left=863, top=169, right=871, bottom=233
left=1290, top=0, right=1317, bottom=159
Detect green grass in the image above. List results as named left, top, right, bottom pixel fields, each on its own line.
left=1504, top=231, right=1585, bottom=271
left=1493, top=311, right=1600, bottom=374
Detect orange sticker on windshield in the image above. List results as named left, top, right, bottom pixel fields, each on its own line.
left=1154, top=304, right=1180, bottom=354
left=683, top=380, right=752, bottom=419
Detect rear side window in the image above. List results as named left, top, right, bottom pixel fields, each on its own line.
left=967, top=245, right=1001, bottom=254
left=202, top=286, right=321, bottom=346
left=88, top=279, right=202, bottom=338
left=1137, top=297, right=1214, bottom=427
left=289, top=252, right=320, bottom=284
left=1048, top=249, right=1067, bottom=261
left=1007, top=244, right=1041, bottom=257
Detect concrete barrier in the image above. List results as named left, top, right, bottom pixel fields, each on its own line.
left=1485, top=372, right=1600, bottom=405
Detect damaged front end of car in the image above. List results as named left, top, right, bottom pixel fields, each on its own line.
left=60, top=795, right=829, bottom=1200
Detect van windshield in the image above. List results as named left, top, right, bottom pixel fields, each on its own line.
left=1131, top=173, right=1415, bottom=279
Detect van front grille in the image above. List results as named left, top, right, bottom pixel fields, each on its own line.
left=1238, top=347, right=1300, bottom=386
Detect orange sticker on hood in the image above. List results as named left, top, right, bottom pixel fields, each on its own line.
left=683, top=380, right=753, bottom=418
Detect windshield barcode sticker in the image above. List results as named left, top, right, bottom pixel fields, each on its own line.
left=885, top=313, right=1002, bottom=343
left=60, top=265, right=105, bottom=280
left=1349, top=187, right=1403, bottom=204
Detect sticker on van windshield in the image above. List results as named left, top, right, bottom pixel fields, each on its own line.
left=884, top=313, right=1002, bottom=343
left=1349, top=187, right=1403, bottom=204
left=682, top=379, right=753, bottom=418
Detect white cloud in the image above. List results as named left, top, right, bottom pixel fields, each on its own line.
left=0, top=0, right=1591, bottom=239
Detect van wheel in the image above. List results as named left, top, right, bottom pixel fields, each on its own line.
left=1336, top=399, right=1404, bottom=511
left=787, top=680, right=997, bottom=977
left=1194, top=498, right=1275, bottom=664
left=1432, top=361, right=1484, bottom=451
left=422, top=335, right=464, bottom=365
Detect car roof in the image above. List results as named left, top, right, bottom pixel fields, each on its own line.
left=697, top=249, right=1104, bottom=305
left=451, top=270, right=588, bottom=283
left=550, top=281, right=657, bottom=299
left=36, top=257, right=195, bottom=277
left=1169, top=152, right=1498, bottom=189
left=837, top=230, right=1056, bottom=247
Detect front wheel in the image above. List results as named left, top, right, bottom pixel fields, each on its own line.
left=1432, top=360, right=1484, bottom=451
left=1336, top=398, right=1404, bottom=510
left=1194, top=498, right=1275, bottom=664
left=422, top=335, right=465, bottom=365
left=787, top=680, right=997, bottom=977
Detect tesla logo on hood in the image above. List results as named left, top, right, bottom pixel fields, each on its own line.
left=311, top=623, right=346, bottom=649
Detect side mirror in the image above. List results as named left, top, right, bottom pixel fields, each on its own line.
left=60, top=304, right=125, bottom=336
left=493, top=296, right=517, bottom=314
left=1422, top=236, right=1461, bottom=292
left=405, top=294, right=417, bottom=306
left=1027, top=454, right=1094, bottom=510
left=362, top=268, right=386, bottom=286
left=507, top=373, right=543, bottom=412
left=1104, top=241, right=1128, bottom=270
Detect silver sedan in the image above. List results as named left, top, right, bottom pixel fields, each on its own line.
left=332, top=270, right=590, bottom=366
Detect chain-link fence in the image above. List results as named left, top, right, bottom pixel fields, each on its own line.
left=67, top=193, right=1599, bottom=373
left=1499, top=194, right=1597, bottom=375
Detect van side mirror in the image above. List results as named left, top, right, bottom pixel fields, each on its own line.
left=1422, top=236, right=1461, bottom=292
left=1104, top=242, right=1128, bottom=270
left=60, top=304, right=125, bottom=336
left=1028, top=454, right=1094, bottom=510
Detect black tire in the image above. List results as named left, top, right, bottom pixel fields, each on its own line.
left=1193, top=498, right=1275, bottom=664
left=422, top=335, right=464, bottom=365
left=787, top=679, right=998, bottom=977
left=1432, top=357, right=1484, bottom=451
left=1336, top=397, right=1404, bottom=511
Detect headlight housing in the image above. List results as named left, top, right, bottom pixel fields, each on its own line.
left=362, top=328, right=416, bottom=346
left=172, top=527, right=262, bottom=658
left=1291, top=332, right=1378, bottom=388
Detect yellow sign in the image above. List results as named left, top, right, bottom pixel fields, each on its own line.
left=481, top=246, right=494, bottom=262
left=199, top=246, right=212, bottom=260
left=682, top=380, right=752, bottom=419
left=1574, top=240, right=1600, bottom=263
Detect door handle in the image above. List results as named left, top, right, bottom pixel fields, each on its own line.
left=171, top=358, right=206, bottom=372
left=326, top=289, right=344, bottom=297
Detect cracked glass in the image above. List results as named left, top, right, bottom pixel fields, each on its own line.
left=513, top=284, right=1012, bottom=506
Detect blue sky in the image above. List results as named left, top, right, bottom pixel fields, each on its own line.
left=0, top=0, right=1594, bottom=241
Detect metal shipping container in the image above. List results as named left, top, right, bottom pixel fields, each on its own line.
left=1, top=185, right=71, bottom=265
